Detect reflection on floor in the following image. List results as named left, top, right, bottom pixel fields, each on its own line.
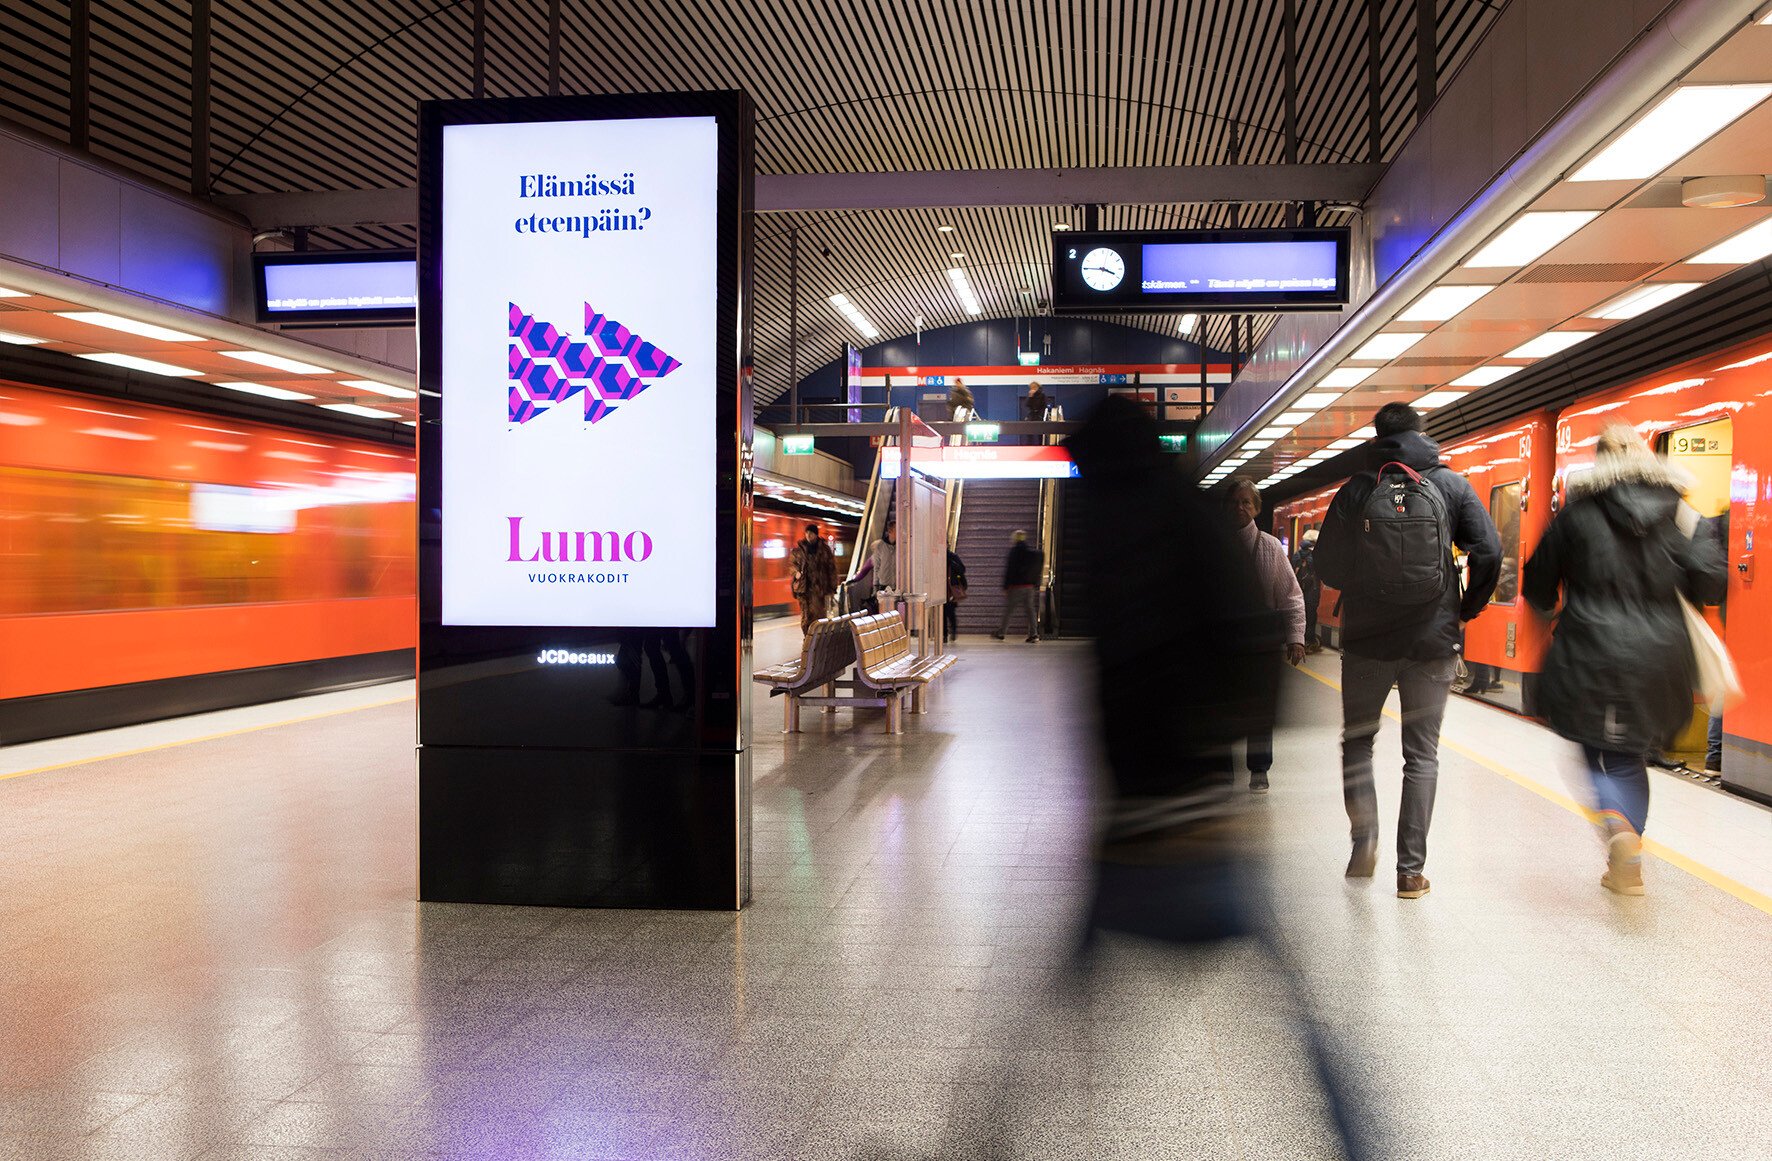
left=0, top=640, right=1767, bottom=1159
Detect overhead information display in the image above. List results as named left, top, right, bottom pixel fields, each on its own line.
left=1051, top=228, right=1351, bottom=313
left=253, top=252, right=417, bottom=324
left=438, top=114, right=720, bottom=627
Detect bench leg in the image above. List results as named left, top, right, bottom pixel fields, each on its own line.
left=911, top=685, right=925, bottom=714
left=823, top=680, right=837, bottom=713
left=785, top=694, right=800, bottom=733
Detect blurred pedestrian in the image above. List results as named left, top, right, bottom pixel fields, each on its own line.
left=1523, top=425, right=1725, bottom=895
left=1293, top=527, right=1324, bottom=652
left=1226, top=476, right=1307, bottom=793
left=948, top=381, right=976, bottom=447
left=850, top=515, right=897, bottom=614
left=789, top=522, right=838, bottom=634
left=944, top=547, right=967, bottom=643
left=1023, top=380, right=1048, bottom=445
left=1314, top=403, right=1500, bottom=899
left=992, top=530, right=1042, bottom=642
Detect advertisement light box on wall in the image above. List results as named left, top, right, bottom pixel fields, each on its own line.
left=1051, top=228, right=1351, bottom=313
left=438, top=115, right=720, bottom=627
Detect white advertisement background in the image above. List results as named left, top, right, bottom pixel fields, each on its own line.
left=440, top=116, right=720, bottom=627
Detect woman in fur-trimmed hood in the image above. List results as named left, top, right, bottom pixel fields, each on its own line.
left=1523, top=424, right=1725, bottom=895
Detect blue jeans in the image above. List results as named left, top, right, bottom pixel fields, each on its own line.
left=1707, top=715, right=1723, bottom=769
left=1583, top=746, right=1650, bottom=836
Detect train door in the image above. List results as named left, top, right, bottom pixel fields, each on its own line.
left=1658, top=417, right=1732, bottom=758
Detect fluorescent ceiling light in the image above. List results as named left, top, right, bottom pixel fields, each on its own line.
left=1416, top=390, right=1472, bottom=410
left=1571, top=84, right=1772, bottom=182
left=1256, top=425, right=1291, bottom=439
left=1276, top=411, right=1314, bottom=425
left=217, top=381, right=313, bottom=401
left=1464, top=212, right=1597, bottom=268
left=1350, top=333, right=1424, bottom=361
left=1589, top=283, right=1701, bottom=320
left=827, top=293, right=881, bottom=340
left=1449, top=366, right=1522, bottom=388
left=1293, top=391, right=1343, bottom=412
left=0, top=286, right=28, bottom=297
left=0, top=330, right=45, bottom=345
left=1690, top=218, right=1772, bottom=265
left=1320, top=367, right=1376, bottom=389
left=945, top=267, right=982, bottom=315
left=220, top=349, right=330, bottom=375
left=1397, top=285, right=1497, bottom=322
left=78, top=352, right=201, bottom=377
left=57, top=311, right=204, bottom=342
left=340, top=378, right=418, bottom=399
left=320, top=403, right=401, bottom=419
left=402, top=420, right=418, bottom=427
left=1330, top=438, right=1363, bottom=450
left=1178, top=313, right=1201, bottom=335
left=1244, top=439, right=1274, bottom=450
left=1505, top=332, right=1598, bottom=359
left=1351, top=426, right=1376, bottom=438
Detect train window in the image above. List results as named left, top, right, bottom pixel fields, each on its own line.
left=1657, top=418, right=1732, bottom=523
left=1489, top=482, right=1522, bottom=605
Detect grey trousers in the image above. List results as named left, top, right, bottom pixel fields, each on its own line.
left=997, top=586, right=1040, bottom=638
left=1340, top=652, right=1456, bottom=876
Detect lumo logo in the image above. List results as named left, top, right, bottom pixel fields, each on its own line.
left=507, top=516, right=653, bottom=562
left=507, top=303, right=681, bottom=425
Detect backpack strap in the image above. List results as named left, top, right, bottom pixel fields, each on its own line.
left=1376, top=461, right=1423, bottom=482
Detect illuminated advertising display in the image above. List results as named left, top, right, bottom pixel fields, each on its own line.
left=1051, top=227, right=1351, bottom=313
left=438, top=115, right=720, bottom=627
left=253, top=251, right=417, bottom=324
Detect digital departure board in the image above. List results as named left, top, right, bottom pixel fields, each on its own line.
left=253, top=251, right=417, bottom=324
left=1051, top=228, right=1351, bottom=313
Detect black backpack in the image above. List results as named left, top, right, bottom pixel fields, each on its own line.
left=1353, top=462, right=1452, bottom=605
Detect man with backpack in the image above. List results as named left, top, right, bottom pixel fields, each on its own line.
left=1314, top=403, right=1500, bottom=900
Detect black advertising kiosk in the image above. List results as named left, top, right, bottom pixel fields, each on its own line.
left=415, top=92, right=754, bottom=909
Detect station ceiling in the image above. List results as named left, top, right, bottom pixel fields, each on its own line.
left=1, top=0, right=1504, bottom=406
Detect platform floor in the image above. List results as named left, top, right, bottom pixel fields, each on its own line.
left=1, top=634, right=1770, bottom=1159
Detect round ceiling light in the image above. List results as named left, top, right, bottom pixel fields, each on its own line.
left=950, top=252, right=965, bottom=260
left=937, top=224, right=955, bottom=233
left=1682, top=175, right=1767, bottom=209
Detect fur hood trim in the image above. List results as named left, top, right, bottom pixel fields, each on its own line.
left=1567, top=453, right=1691, bottom=499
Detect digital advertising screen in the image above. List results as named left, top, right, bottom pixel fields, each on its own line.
left=438, top=114, right=720, bottom=628
left=253, top=251, right=417, bottom=324
left=1051, top=227, right=1350, bottom=313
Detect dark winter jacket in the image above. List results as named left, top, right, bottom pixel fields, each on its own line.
left=1523, top=456, right=1726, bottom=754
left=1003, top=541, right=1043, bottom=588
left=789, top=535, right=838, bottom=598
left=1313, top=430, right=1501, bottom=661
left=1024, top=389, right=1049, bottom=421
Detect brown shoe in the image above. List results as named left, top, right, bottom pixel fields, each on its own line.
left=1397, top=873, right=1431, bottom=899
left=1346, top=837, right=1378, bottom=878
left=1601, top=831, right=1645, bottom=896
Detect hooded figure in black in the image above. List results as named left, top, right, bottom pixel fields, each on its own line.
left=1523, top=424, right=1724, bottom=895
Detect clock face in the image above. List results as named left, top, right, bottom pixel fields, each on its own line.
left=1080, top=247, right=1126, bottom=292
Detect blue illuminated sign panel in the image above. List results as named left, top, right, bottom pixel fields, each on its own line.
left=253, top=251, right=417, bottom=324
left=1052, top=228, right=1351, bottom=313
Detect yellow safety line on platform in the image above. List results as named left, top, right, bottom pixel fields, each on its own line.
left=1291, top=661, right=1772, bottom=918
left=0, top=694, right=415, bottom=784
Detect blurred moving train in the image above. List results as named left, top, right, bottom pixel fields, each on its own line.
left=0, top=376, right=855, bottom=745
left=1274, top=334, right=1771, bottom=804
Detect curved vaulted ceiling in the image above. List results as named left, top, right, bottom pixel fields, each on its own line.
left=2, top=0, right=1503, bottom=405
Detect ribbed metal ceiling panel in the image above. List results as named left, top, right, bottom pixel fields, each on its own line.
left=0, top=0, right=1503, bottom=405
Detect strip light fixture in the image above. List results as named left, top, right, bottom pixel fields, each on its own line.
left=221, top=350, right=331, bottom=375
left=1464, top=212, right=1597, bottom=268
left=1415, top=390, right=1472, bottom=409
left=340, top=379, right=418, bottom=399
left=945, top=267, right=982, bottom=315
left=1589, top=283, right=1702, bottom=320
left=1351, top=333, right=1425, bottom=361
left=0, top=330, right=45, bottom=345
left=826, top=293, right=880, bottom=340
left=57, top=311, right=205, bottom=342
left=217, top=381, right=314, bottom=401
left=1449, top=366, right=1522, bottom=388
left=1504, top=332, right=1598, bottom=359
left=1178, top=313, right=1201, bottom=335
left=78, top=352, right=201, bottom=377
left=320, top=402, right=401, bottom=419
left=1690, top=218, right=1772, bottom=266
left=1320, top=367, right=1377, bottom=389
left=0, top=287, right=28, bottom=297
left=1397, top=285, right=1497, bottom=322
left=1570, top=84, right=1772, bottom=182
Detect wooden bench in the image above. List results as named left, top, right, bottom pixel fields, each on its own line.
left=751, top=613, right=861, bottom=732
left=848, top=611, right=959, bottom=733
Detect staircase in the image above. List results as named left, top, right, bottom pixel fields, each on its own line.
left=1053, top=484, right=1091, bottom=637
left=953, top=480, right=1043, bottom=636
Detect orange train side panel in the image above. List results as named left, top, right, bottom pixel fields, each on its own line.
left=0, top=597, right=416, bottom=700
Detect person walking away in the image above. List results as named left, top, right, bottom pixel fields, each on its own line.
left=1024, top=381, right=1048, bottom=444
left=1226, top=477, right=1307, bottom=793
left=1313, top=403, right=1501, bottom=899
left=1522, top=425, right=1725, bottom=895
left=993, top=530, right=1043, bottom=642
left=947, top=381, right=976, bottom=446
left=1293, top=528, right=1324, bottom=652
left=789, top=522, right=838, bottom=634
left=944, top=547, right=968, bottom=643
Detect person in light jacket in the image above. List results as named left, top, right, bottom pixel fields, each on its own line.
left=1226, top=477, right=1307, bottom=793
left=1523, top=425, right=1725, bottom=896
